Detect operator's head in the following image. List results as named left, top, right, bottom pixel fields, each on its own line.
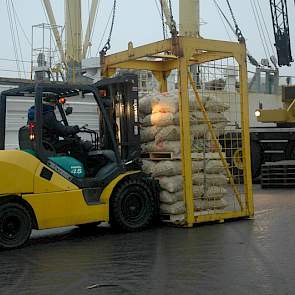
left=43, top=93, right=58, bottom=107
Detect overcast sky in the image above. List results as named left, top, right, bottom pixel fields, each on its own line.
left=0, top=0, right=295, bottom=78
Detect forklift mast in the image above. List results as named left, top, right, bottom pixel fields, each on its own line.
left=269, top=0, right=293, bottom=66
left=95, top=74, right=141, bottom=163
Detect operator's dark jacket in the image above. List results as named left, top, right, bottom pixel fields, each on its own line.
left=27, top=104, right=79, bottom=145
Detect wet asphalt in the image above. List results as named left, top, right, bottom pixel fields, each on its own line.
left=0, top=185, right=295, bottom=295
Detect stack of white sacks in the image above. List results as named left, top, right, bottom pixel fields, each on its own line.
left=140, top=90, right=230, bottom=219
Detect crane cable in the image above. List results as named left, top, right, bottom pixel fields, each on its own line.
left=225, top=0, right=245, bottom=42
left=213, top=0, right=260, bottom=67
left=10, top=0, right=26, bottom=78
left=159, top=0, right=167, bottom=39
left=213, top=0, right=236, bottom=37
left=99, top=0, right=117, bottom=56
left=255, top=0, right=276, bottom=58
left=5, top=0, right=21, bottom=78
left=249, top=0, right=270, bottom=61
left=213, top=0, right=233, bottom=41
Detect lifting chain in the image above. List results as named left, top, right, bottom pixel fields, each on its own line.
left=225, top=0, right=245, bottom=42
left=168, top=0, right=178, bottom=38
left=100, top=0, right=117, bottom=57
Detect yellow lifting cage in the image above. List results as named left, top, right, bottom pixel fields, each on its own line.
left=101, top=36, right=254, bottom=226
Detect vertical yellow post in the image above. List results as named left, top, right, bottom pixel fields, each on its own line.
left=239, top=50, right=254, bottom=217
left=152, top=71, right=168, bottom=93
left=178, top=57, right=194, bottom=226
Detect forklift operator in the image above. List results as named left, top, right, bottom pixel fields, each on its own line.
left=27, top=94, right=81, bottom=153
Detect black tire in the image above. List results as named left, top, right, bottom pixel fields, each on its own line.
left=225, top=135, right=262, bottom=180
left=110, top=176, right=157, bottom=232
left=286, top=141, right=295, bottom=160
left=77, top=222, right=101, bottom=231
left=0, top=203, right=32, bottom=249
left=251, top=141, right=262, bottom=178
left=224, top=134, right=243, bottom=181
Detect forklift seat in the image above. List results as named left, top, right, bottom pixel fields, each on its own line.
left=18, top=126, right=34, bottom=151
left=88, top=149, right=116, bottom=163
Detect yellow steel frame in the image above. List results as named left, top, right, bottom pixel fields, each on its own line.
left=101, top=36, right=254, bottom=226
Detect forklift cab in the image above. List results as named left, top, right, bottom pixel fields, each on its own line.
left=0, top=74, right=159, bottom=250
left=0, top=74, right=141, bottom=188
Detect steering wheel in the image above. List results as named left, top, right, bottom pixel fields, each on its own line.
left=79, top=124, right=89, bottom=131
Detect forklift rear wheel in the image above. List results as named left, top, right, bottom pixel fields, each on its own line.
left=0, top=203, right=32, bottom=249
left=110, top=177, right=155, bottom=232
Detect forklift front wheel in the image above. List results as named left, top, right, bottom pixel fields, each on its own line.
left=0, top=203, right=32, bottom=250
left=110, top=177, right=155, bottom=232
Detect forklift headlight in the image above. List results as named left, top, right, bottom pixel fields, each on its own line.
left=255, top=110, right=261, bottom=117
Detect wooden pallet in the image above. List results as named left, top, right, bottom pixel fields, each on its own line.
left=141, top=152, right=224, bottom=161
left=141, top=152, right=179, bottom=160
left=261, top=160, right=295, bottom=188
left=161, top=209, right=225, bottom=224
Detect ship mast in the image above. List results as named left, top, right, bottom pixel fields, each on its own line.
left=179, top=0, right=200, bottom=37
left=42, top=0, right=99, bottom=81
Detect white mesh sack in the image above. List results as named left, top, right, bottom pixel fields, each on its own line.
left=141, top=141, right=182, bottom=155
left=205, top=98, right=230, bottom=112
left=193, top=185, right=205, bottom=198
left=142, top=112, right=177, bottom=127
left=158, top=175, right=183, bottom=193
left=142, top=160, right=156, bottom=175
left=204, top=186, right=227, bottom=198
left=139, top=93, right=159, bottom=115
left=152, top=93, right=179, bottom=114
left=205, top=160, right=224, bottom=174
left=194, top=198, right=228, bottom=211
left=194, top=111, right=228, bottom=124
left=192, top=173, right=227, bottom=186
left=160, top=190, right=183, bottom=204
left=151, top=160, right=204, bottom=177
left=160, top=201, right=186, bottom=215
left=155, top=124, right=210, bottom=143
left=192, top=152, right=225, bottom=161
left=141, top=126, right=160, bottom=143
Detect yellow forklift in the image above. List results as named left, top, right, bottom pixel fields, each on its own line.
left=0, top=74, right=159, bottom=249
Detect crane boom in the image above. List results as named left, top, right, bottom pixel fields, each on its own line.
left=269, top=0, right=293, bottom=66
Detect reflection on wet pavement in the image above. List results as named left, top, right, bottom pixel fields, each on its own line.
left=0, top=185, right=295, bottom=295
